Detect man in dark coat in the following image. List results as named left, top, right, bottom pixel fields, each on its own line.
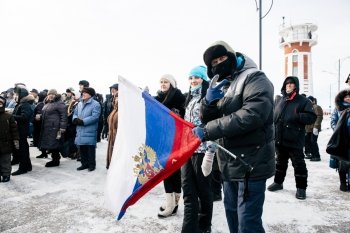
left=193, top=41, right=275, bottom=233
left=11, top=84, right=35, bottom=175
left=268, top=76, right=316, bottom=199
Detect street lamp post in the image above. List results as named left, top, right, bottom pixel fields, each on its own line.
left=257, top=0, right=273, bottom=70
left=337, top=56, right=350, bottom=92
left=259, top=0, right=262, bottom=70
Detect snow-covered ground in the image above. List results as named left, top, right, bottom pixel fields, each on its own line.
left=1, top=116, right=350, bottom=233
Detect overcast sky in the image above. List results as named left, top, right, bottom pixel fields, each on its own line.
left=1, top=0, right=349, bottom=111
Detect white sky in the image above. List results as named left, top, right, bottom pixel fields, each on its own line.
left=1, top=0, right=350, bottom=111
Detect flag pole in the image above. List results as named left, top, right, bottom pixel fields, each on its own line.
left=210, top=141, right=254, bottom=172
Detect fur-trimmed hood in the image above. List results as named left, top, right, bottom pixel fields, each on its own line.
left=334, top=89, right=350, bottom=111
left=19, top=94, right=35, bottom=104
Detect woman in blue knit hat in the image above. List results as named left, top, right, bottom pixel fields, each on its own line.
left=181, top=65, right=213, bottom=233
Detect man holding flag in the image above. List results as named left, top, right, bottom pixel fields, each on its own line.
left=193, top=41, right=275, bottom=233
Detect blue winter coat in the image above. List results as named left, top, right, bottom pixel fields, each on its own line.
left=73, top=97, right=101, bottom=146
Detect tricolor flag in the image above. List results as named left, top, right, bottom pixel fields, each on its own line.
left=104, top=76, right=201, bottom=220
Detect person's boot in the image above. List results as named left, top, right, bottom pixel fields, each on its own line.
left=305, top=153, right=312, bottom=159
left=12, top=169, right=27, bottom=176
left=267, top=182, right=283, bottom=191
left=159, top=192, right=180, bottom=213
left=11, top=160, right=19, bottom=165
left=36, top=151, right=48, bottom=158
left=2, top=176, right=10, bottom=182
left=158, top=193, right=176, bottom=218
left=295, top=188, right=306, bottom=199
left=45, top=160, right=60, bottom=167
left=77, top=165, right=88, bottom=171
left=340, top=183, right=348, bottom=192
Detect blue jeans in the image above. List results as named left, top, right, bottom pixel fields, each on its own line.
left=223, top=179, right=266, bottom=233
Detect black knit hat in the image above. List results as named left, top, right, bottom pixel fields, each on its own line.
left=79, top=80, right=90, bottom=87
left=30, top=88, right=39, bottom=94
left=82, top=87, right=96, bottom=97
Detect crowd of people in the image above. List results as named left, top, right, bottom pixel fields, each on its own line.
left=0, top=40, right=349, bottom=233
left=0, top=80, right=117, bottom=176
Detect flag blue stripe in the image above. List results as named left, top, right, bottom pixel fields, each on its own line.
left=131, top=92, right=176, bottom=192
left=142, top=92, right=175, bottom=167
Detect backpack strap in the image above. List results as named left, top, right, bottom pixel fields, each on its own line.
left=225, top=68, right=259, bottom=97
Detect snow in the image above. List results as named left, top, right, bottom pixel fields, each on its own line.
left=1, top=116, right=350, bottom=233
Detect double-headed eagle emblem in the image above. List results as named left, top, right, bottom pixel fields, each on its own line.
left=133, top=144, right=163, bottom=185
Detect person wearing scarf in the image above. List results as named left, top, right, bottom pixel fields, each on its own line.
left=268, top=76, right=316, bottom=200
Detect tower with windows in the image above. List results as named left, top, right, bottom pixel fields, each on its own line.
left=279, top=20, right=318, bottom=95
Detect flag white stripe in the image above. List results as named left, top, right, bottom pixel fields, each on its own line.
left=104, top=76, right=146, bottom=218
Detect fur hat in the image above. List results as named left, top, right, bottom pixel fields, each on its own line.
left=66, top=87, right=75, bottom=93
left=14, top=83, right=29, bottom=99
left=203, top=41, right=237, bottom=78
left=160, top=74, right=177, bottom=88
left=189, top=65, right=210, bottom=82
left=47, top=89, right=58, bottom=95
left=82, top=87, right=96, bottom=97
left=79, top=80, right=90, bottom=87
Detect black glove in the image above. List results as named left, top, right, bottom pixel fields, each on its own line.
left=73, top=118, right=84, bottom=126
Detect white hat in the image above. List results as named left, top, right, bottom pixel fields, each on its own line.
left=160, top=74, right=177, bottom=88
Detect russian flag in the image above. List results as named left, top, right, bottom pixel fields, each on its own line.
left=104, top=76, right=201, bottom=220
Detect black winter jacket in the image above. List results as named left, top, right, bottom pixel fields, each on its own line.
left=155, top=87, right=185, bottom=118
left=0, top=107, right=19, bottom=154
left=12, top=95, right=34, bottom=139
left=274, top=76, right=316, bottom=149
left=200, top=53, right=275, bottom=181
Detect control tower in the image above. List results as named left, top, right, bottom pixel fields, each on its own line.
left=279, top=20, right=318, bottom=95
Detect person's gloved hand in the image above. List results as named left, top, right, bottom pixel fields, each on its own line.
left=205, top=75, right=230, bottom=104
left=73, top=118, right=84, bottom=126
left=206, top=141, right=217, bottom=153
left=313, top=128, right=319, bottom=136
left=192, top=126, right=206, bottom=142
left=102, top=126, right=108, bottom=139
left=201, top=142, right=217, bottom=177
left=13, top=140, right=19, bottom=150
